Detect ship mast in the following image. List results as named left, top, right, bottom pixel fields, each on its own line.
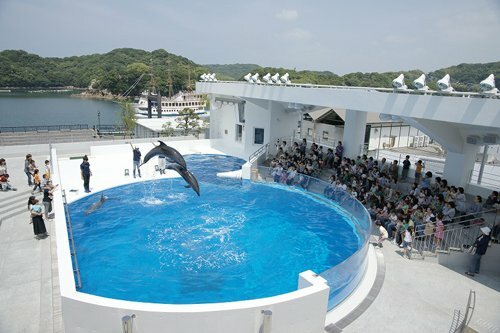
left=166, top=58, right=173, bottom=98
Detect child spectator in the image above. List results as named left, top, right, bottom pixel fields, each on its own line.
left=32, top=169, right=42, bottom=194
left=414, top=160, right=423, bottom=184
left=375, top=221, right=388, bottom=248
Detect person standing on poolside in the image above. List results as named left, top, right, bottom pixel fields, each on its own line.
left=130, top=144, right=142, bottom=178
left=465, top=227, right=491, bottom=277
left=80, top=155, right=92, bottom=193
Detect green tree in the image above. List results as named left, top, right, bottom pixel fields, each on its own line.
left=120, top=102, right=137, bottom=137
left=161, top=121, right=175, bottom=137
left=176, top=108, right=200, bottom=136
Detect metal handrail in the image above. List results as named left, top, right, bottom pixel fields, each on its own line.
left=449, top=290, right=476, bottom=333
left=0, top=124, right=89, bottom=133
left=62, top=189, right=82, bottom=289
left=412, top=218, right=485, bottom=259
left=248, top=143, right=269, bottom=163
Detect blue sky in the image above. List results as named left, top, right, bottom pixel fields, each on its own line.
left=0, top=0, right=499, bottom=74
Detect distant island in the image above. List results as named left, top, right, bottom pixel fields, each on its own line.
left=0, top=48, right=498, bottom=97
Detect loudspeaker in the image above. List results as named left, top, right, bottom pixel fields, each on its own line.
left=262, top=73, right=271, bottom=83
left=483, top=134, right=498, bottom=145
left=466, top=135, right=481, bottom=145
left=200, top=73, right=208, bottom=81
left=392, top=74, right=407, bottom=89
left=243, top=73, right=252, bottom=82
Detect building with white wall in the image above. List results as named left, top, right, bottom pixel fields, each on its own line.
left=197, top=81, right=500, bottom=190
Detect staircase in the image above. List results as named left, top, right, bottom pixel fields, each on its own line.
left=410, top=210, right=498, bottom=260
left=0, top=188, right=33, bottom=222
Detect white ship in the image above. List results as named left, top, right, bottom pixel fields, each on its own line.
left=133, top=91, right=207, bottom=116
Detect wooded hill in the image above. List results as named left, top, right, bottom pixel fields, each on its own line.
left=0, top=48, right=498, bottom=95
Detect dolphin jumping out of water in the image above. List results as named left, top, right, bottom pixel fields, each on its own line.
left=166, top=163, right=200, bottom=196
left=85, top=193, right=108, bottom=215
left=140, top=141, right=186, bottom=169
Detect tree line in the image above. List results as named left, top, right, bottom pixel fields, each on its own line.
left=0, top=48, right=498, bottom=95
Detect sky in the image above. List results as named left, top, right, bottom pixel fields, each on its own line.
left=0, top=0, right=499, bottom=75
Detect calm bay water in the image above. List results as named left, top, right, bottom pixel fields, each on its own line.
left=0, top=91, right=121, bottom=127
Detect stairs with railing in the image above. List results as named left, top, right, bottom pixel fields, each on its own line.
left=410, top=209, right=498, bottom=260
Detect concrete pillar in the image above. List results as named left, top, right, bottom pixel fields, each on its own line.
left=443, top=143, right=478, bottom=187
left=343, top=109, right=367, bottom=158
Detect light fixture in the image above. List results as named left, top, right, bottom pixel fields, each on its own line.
left=280, top=73, right=291, bottom=84
left=271, top=73, right=281, bottom=84
left=480, top=74, right=498, bottom=94
left=413, top=74, right=429, bottom=91
left=437, top=74, right=454, bottom=92
left=392, top=74, right=407, bottom=90
left=262, top=73, right=271, bottom=83
left=243, top=73, right=252, bottom=82
left=208, top=73, right=217, bottom=82
left=251, top=73, right=261, bottom=83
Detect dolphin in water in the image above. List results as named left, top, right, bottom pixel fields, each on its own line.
left=166, top=163, right=200, bottom=196
left=141, top=141, right=186, bottom=169
left=85, top=193, right=108, bottom=215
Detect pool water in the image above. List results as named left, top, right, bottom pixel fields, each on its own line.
left=68, top=155, right=360, bottom=304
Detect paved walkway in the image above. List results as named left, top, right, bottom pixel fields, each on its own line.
left=0, top=154, right=63, bottom=333
left=0, top=143, right=499, bottom=333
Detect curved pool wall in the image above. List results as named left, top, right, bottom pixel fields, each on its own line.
left=51, top=143, right=372, bottom=333
left=253, top=166, right=371, bottom=310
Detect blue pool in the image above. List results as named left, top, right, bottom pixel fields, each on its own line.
left=68, top=155, right=362, bottom=305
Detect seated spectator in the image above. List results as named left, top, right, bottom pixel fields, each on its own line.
left=0, top=173, right=17, bottom=191
left=483, top=191, right=499, bottom=209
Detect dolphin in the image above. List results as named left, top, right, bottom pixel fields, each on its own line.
left=85, top=193, right=108, bottom=215
left=141, top=141, right=186, bottom=168
left=166, top=163, right=200, bottom=196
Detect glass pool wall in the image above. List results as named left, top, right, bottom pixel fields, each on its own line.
left=253, top=166, right=372, bottom=310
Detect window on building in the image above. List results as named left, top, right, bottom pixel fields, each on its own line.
left=254, top=128, right=264, bottom=144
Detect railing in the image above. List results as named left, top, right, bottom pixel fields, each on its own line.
left=251, top=166, right=371, bottom=310
left=93, top=125, right=128, bottom=137
left=411, top=210, right=498, bottom=259
left=0, top=124, right=89, bottom=133
left=469, top=166, right=500, bottom=190
left=200, top=80, right=500, bottom=99
left=248, top=143, right=269, bottom=163
left=449, top=290, right=476, bottom=333
left=62, top=189, right=82, bottom=289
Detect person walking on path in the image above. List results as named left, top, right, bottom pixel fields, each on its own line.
left=80, top=155, right=92, bottom=193
left=465, top=227, right=491, bottom=277
left=24, top=154, right=33, bottom=185
left=130, top=144, right=142, bottom=178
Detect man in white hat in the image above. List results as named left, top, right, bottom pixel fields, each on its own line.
left=465, top=226, right=491, bottom=277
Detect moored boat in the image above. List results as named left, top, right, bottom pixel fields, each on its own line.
left=133, top=90, right=207, bottom=116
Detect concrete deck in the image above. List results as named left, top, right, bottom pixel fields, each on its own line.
left=0, top=140, right=499, bottom=333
